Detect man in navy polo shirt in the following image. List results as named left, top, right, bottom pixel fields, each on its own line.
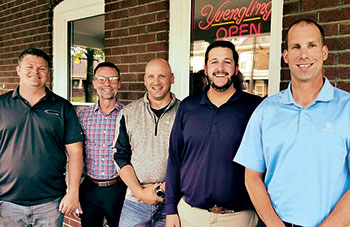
left=165, top=41, right=262, bottom=227
left=0, top=48, right=84, bottom=226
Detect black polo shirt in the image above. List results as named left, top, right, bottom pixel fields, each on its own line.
left=0, top=87, right=84, bottom=206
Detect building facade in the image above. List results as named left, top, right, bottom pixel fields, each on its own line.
left=1, top=0, right=350, bottom=226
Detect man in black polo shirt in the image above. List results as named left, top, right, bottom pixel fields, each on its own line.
left=0, top=48, right=84, bottom=226
left=165, top=41, right=262, bottom=227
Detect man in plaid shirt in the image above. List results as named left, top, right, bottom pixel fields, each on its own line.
left=78, top=62, right=127, bottom=227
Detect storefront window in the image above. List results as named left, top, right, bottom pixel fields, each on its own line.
left=190, top=0, right=272, bottom=97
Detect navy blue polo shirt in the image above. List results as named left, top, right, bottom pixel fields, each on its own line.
left=0, top=87, right=84, bottom=206
left=165, top=86, right=262, bottom=214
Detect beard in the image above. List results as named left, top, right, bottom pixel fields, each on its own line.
left=208, top=72, right=234, bottom=92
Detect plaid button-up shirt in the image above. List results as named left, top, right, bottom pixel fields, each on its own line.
left=78, top=101, right=124, bottom=180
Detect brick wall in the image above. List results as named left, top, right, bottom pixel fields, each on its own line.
left=104, top=0, right=170, bottom=103
left=0, top=0, right=62, bottom=95
left=282, top=0, right=350, bottom=91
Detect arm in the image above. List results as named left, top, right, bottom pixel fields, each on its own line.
left=319, top=188, right=350, bottom=226
left=245, top=168, right=285, bottom=227
left=119, top=165, right=163, bottom=205
left=165, top=106, right=184, bottom=226
left=166, top=214, right=181, bottom=227
left=59, top=141, right=83, bottom=217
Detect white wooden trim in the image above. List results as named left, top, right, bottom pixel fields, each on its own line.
left=53, top=0, right=104, bottom=99
left=169, top=0, right=191, bottom=100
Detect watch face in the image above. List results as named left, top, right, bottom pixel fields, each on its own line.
left=156, top=187, right=165, bottom=198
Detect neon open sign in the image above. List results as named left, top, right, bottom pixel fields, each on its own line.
left=192, top=0, right=272, bottom=41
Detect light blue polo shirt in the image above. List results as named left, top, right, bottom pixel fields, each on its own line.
left=234, top=78, right=350, bottom=226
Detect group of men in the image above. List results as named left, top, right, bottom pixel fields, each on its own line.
left=0, top=19, right=349, bottom=227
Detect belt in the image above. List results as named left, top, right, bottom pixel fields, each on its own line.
left=208, top=205, right=234, bottom=214
left=283, top=221, right=303, bottom=227
left=87, top=176, right=122, bottom=187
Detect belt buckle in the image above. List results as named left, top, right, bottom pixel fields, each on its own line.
left=209, top=205, right=233, bottom=214
left=98, top=181, right=109, bottom=187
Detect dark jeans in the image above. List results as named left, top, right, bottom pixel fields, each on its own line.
left=79, top=177, right=127, bottom=227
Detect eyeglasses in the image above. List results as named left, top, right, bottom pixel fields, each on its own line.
left=95, top=76, right=119, bottom=84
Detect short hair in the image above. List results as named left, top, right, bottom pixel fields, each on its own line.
left=18, top=48, right=51, bottom=67
left=286, top=19, right=325, bottom=45
left=93, top=62, right=121, bottom=79
left=205, top=40, right=239, bottom=66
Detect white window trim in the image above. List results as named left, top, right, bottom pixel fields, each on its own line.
left=53, top=0, right=104, bottom=99
left=169, top=0, right=283, bottom=100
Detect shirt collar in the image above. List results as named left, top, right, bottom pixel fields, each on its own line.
left=94, top=100, right=123, bottom=114
left=280, top=77, right=334, bottom=105
left=12, top=86, right=55, bottom=101
left=200, top=85, right=242, bottom=106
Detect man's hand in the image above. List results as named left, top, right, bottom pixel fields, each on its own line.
left=59, top=192, right=82, bottom=218
left=166, top=214, right=181, bottom=227
left=134, top=183, right=163, bottom=205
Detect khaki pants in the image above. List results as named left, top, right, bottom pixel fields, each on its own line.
left=178, top=198, right=258, bottom=227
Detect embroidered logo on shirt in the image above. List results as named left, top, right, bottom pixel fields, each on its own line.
left=44, top=110, right=61, bottom=118
left=323, top=122, right=334, bottom=132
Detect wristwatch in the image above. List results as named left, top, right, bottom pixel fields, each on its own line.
left=155, top=185, right=165, bottom=198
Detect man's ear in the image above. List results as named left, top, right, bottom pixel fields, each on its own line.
left=283, top=49, right=289, bottom=64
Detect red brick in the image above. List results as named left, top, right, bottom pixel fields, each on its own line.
left=322, top=23, right=338, bottom=36
left=137, top=53, right=156, bottom=63
left=326, top=37, right=350, bottom=51
left=121, top=55, right=137, bottom=63
left=121, top=73, right=137, bottom=81
left=283, top=13, right=318, bottom=29
left=283, top=1, right=299, bottom=14
left=138, top=34, right=156, bottom=43
left=156, top=52, right=167, bottom=60
left=130, top=6, right=146, bottom=16
left=129, top=25, right=146, bottom=35
left=111, top=9, right=129, bottom=20
left=112, top=47, right=128, bottom=55
left=137, top=73, right=145, bottom=81
left=105, top=2, right=120, bottom=11
left=147, top=21, right=168, bottom=32
left=147, top=42, right=166, bottom=52
left=120, top=0, right=138, bottom=8
left=157, top=11, right=169, bottom=21
left=324, top=67, right=350, bottom=79
left=129, top=91, right=145, bottom=100
left=156, top=32, right=168, bottom=41
left=340, top=52, right=350, bottom=64
left=147, top=1, right=168, bottom=13
left=324, top=53, right=337, bottom=65
left=105, top=20, right=120, bottom=30
left=138, top=13, right=156, bottom=24
left=129, top=82, right=145, bottom=90
left=129, top=44, right=146, bottom=54
left=120, top=83, right=129, bottom=90
left=320, top=8, right=350, bottom=23
left=302, top=0, right=339, bottom=11
left=340, top=22, right=350, bottom=35
left=129, top=63, right=146, bottom=73
left=121, top=36, right=137, bottom=45
left=336, top=82, right=350, bottom=92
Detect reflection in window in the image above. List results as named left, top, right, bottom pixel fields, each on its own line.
left=68, top=15, right=105, bottom=103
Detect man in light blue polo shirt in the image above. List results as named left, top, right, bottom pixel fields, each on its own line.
left=234, top=19, right=350, bottom=227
